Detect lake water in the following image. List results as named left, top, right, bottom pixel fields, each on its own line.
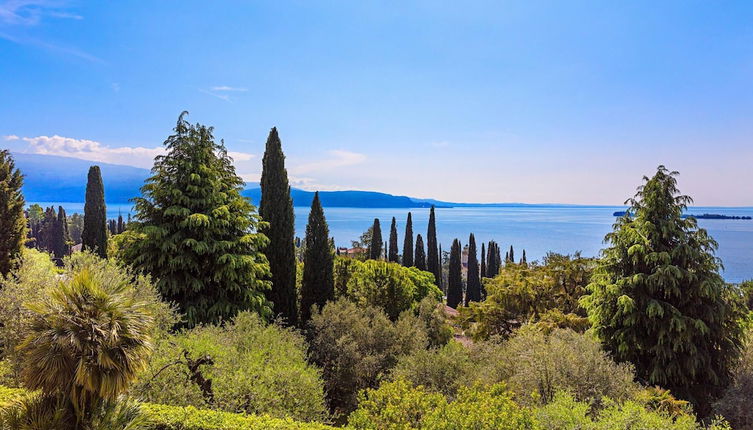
left=33, top=202, right=753, bottom=283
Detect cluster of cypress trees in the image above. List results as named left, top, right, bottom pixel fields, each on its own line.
left=27, top=205, right=71, bottom=260
left=107, top=215, right=127, bottom=235
left=486, top=240, right=502, bottom=277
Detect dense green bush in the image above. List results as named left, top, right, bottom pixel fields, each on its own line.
left=132, top=312, right=328, bottom=423
left=712, top=332, right=753, bottom=429
left=414, top=296, right=453, bottom=348
left=308, top=298, right=428, bottom=414
left=475, top=327, right=637, bottom=405
left=391, top=341, right=474, bottom=398
left=461, top=254, right=592, bottom=340
left=345, top=260, right=442, bottom=320
left=348, top=379, right=537, bottom=430
left=0, top=249, right=58, bottom=385
left=535, top=392, right=731, bottom=430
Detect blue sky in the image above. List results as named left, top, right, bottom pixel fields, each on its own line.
left=1, top=1, right=752, bottom=205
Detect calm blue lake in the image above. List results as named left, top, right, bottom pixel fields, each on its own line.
left=32, top=203, right=753, bottom=283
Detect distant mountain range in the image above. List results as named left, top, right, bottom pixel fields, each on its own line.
left=10, top=152, right=477, bottom=208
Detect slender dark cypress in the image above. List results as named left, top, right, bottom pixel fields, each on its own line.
left=414, top=234, right=426, bottom=271
left=388, top=217, right=399, bottom=263
left=81, top=166, right=108, bottom=258
left=438, top=244, right=444, bottom=291
left=52, top=206, right=70, bottom=260
left=466, top=233, right=481, bottom=305
left=369, top=218, right=383, bottom=260
left=300, top=192, right=334, bottom=324
left=402, top=212, right=414, bottom=267
left=494, top=244, right=502, bottom=274
left=259, top=127, right=298, bottom=325
left=0, top=150, right=26, bottom=276
left=480, top=243, right=486, bottom=279
left=446, top=239, right=463, bottom=308
left=521, top=249, right=527, bottom=264
left=117, top=214, right=125, bottom=234
left=427, top=206, right=440, bottom=286
left=509, top=245, right=515, bottom=264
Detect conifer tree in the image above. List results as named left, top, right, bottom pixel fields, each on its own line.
left=300, top=192, right=334, bottom=324
left=480, top=243, right=486, bottom=279
left=465, top=233, right=481, bottom=305
left=259, top=127, right=298, bottom=325
left=508, top=245, right=514, bottom=264
left=582, top=166, right=745, bottom=412
left=414, top=234, right=426, bottom=271
left=369, top=218, right=383, bottom=260
left=0, top=150, right=26, bottom=276
left=427, top=205, right=440, bottom=286
left=388, top=217, right=399, bottom=262
left=494, top=244, right=502, bottom=274
left=38, top=206, right=57, bottom=253
left=52, top=206, right=70, bottom=260
left=117, top=214, right=125, bottom=234
left=521, top=249, right=527, bottom=264
left=438, top=244, right=444, bottom=291
left=446, top=239, right=463, bottom=308
left=82, top=166, right=108, bottom=258
left=402, top=212, right=414, bottom=267
left=122, top=113, right=270, bottom=326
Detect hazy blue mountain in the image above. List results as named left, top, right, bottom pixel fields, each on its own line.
left=12, top=153, right=149, bottom=203
left=12, top=153, right=438, bottom=207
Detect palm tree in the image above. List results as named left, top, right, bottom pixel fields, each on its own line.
left=18, top=269, right=153, bottom=425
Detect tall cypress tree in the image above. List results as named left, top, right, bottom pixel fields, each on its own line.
left=0, top=150, right=26, bottom=276
left=81, top=165, right=108, bottom=258
left=582, top=166, right=745, bottom=412
left=480, top=243, right=486, bottom=279
left=521, top=249, right=527, bottom=264
left=369, top=218, right=383, bottom=260
left=414, top=234, right=426, bottom=271
left=259, top=127, right=298, bottom=325
left=122, top=113, right=270, bottom=327
left=446, top=239, right=463, bottom=308
left=52, top=206, right=70, bottom=260
left=465, top=233, right=481, bottom=305
left=300, top=192, right=334, bottom=324
left=388, top=217, right=399, bottom=263
left=117, top=214, right=125, bottom=234
left=427, top=205, right=440, bottom=286
left=402, top=212, right=414, bottom=267
left=508, top=245, right=515, bottom=264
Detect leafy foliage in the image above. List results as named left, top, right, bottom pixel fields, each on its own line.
left=121, top=113, right=270, bottom=326
left=132, top=312, right=328, bottom=422
left=0, top=150, right=26, bottom=277
left=460, top=253, right=594, bottom=340
left=345, top=260, right=442, bottom=320
left=582, top=166, right=746, bottom=411
left=307, top=299, right=428, bottom=414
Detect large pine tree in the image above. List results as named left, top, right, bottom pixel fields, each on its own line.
left=465, top=233, right=481, bottom=304
left=300, top=192, right=334, bottom=324
left=446, top=238, right=463, bottom=308
left=369, top=218, right=383, bottom=260
left=427, top=205, right=440, bottom=286
left=81, top=166, right=108, bottom=258
left=583, top=166, right=745, bottom=412
left=402, top=212, right=414, bottom=267
left=414, top=234, right=426, bottom=271
left=388, top=217, right=399, bottom=263
left=259, top=127, right=298, bottom=325
left=123, top=113, right=270, bottom=326
left=0, top=150, right=26, bottom=276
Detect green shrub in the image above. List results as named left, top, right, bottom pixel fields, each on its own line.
left=132, top=312, right=328, bottom=423
left=349, top=379, right=537, bottom=430
left=308, top=299, right=428, bottom=414
left=0, top=249, right=58, bottom=384
left=475, top=327, right=638, bottom=405
left=712, top=332, right=753, bottom=429
left=415, top=296, right=453, bottom=348
left=391, top=341, right=474, bottom=398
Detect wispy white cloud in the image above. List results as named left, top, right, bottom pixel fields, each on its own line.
left=3, top=134, right=20, bottom=140
left=14, top=134, right=255, bottom=170
left=199, top=88, right=231, bottom=102
left=293, top=150, right=367, bottom=175
left=211, top=86, right=247, bottom=92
